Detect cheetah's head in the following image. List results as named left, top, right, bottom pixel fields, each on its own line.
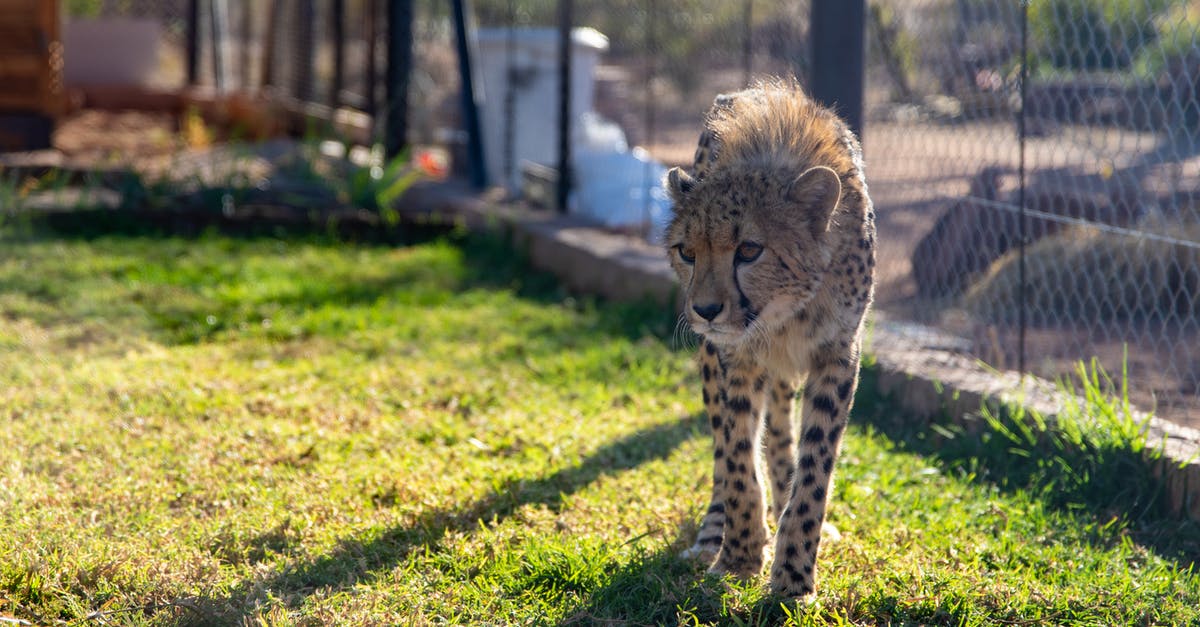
left=663, top=165, right=841, bottom=347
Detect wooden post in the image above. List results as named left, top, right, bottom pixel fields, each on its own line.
left=0, top=0, right=61, bottom=149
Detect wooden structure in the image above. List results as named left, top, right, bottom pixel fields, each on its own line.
left=0, top=0, right=63, bottom=150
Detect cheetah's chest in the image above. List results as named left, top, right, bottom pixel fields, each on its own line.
left=732, top=311, right=844, bottom=377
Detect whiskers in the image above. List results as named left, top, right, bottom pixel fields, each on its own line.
left=671, top=312, right=701, bottom=352
left=743, top=315, right=774, bottom=362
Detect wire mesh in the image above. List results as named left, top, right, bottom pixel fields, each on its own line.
left=865, top=0, right=1200, bottom=428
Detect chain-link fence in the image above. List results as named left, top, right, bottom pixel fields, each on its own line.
left=864, top=0, right=1200, bottom=429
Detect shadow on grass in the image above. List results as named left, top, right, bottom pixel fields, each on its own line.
left=174, top=412, right=707, bottom=625
left=853, top=364, right=1200, bottom=571
left=558, top=544, right=723, bottom=626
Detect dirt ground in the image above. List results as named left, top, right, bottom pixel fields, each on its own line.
left=52, top=110, right=189, bottom=172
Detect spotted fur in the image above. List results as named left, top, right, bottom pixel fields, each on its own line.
left=665, top=80, right=875, bottom=598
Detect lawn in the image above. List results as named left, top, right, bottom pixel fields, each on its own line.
left=1, top=222, right=1198, bottom=625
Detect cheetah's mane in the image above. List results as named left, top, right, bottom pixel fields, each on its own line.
left=705, top=79, right=855, bottom=180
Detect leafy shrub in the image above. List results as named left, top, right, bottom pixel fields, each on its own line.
left=1133, top=1, right=1200, bottom=78
left=1029, top=0, right=1172, bottom=71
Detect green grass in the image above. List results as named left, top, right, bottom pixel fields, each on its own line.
left=1, top=222, right=1198, bottom=625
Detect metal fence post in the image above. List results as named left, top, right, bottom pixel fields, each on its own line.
left=332, top=0, right=346, bottom=109
left=1017, top=0, right=1030, bottom=377
left=742, top=0, right=753, bottom=86
left=211, top=0, right=229, bottom=92
left=365, top=0, right=378, bottom=118
left=643, top=0, right=657, bottom=234
left=186, top=0, right=200, bottom=86
left=261, top=0, right=282, bottom=90
left=385, top=0, right=413, bottom=160
left=453, top=0, right=489, bottom=189
left=809, top=0, right=865, bottom=139
left=239, top=0, right=253, bottom=90
left=556, top=0, right=573, bottom=213
left=503, top=0, right=517, bottom=191
left=295, top=0, right=316, bottom=101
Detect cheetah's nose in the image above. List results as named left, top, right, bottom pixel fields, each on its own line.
left=692, top=302, right=724, bottom=322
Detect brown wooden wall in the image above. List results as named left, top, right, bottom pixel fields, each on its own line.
left=0, top=0, right=63, bottom=116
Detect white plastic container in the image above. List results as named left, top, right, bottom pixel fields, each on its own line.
left=573, top=146, right=672, bottom=241
left=474, top=27, right=609, bottom=192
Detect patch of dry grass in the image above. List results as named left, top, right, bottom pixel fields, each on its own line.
left=965, top=219, right=1200, bottom=325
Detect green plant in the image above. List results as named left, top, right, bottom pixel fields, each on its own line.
left=63, top=0, right=103, bottom=18
left=978, top=357, right=1164, bottom=514
left=345, top=149, right=423, bottom=221
left=1132, top=2, right=1200, bottom=79
left=1029, top=0, right=1174, bottom=71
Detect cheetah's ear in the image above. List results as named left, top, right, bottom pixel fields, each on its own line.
left=787, top=165, right=842, bottom=238
left=666, top=167, right=696, bottom=202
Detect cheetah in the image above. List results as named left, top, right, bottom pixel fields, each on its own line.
left=664, top=80, right=875, bottom=598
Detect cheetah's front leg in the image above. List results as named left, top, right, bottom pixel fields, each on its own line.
left=682, top=341, right=728, bottom=561
left=770, top=347, right=859, bottom=598
left=708, top=360, right=769, bottom=579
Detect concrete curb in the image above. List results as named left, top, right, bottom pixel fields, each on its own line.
left=399, top=180, right=1200, bottom=522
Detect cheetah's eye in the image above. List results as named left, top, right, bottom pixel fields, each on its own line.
left=735, top=242, right=764, bottom=263
left=675, top=245, right=696, bottom=264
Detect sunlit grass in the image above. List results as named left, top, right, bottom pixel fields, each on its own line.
left=0, top=224, right=1197, bottom=625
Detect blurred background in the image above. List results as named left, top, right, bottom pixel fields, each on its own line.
left=4, top=0, right=1200, bottom=430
